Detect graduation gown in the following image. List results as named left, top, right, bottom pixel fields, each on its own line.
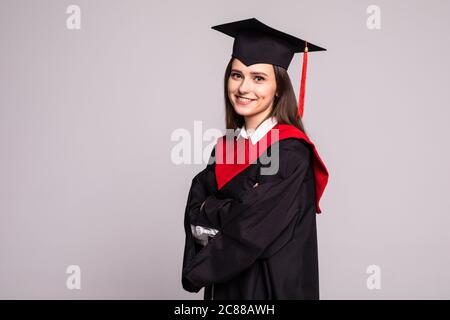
left=181, top=124, right=329, bottom=300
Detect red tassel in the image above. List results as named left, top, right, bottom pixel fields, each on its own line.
left=298, top=44, right=308, bottom=119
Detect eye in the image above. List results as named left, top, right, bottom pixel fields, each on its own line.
left=230, top=72, right=242, bottom=79
left=254, top=76, right=265, bottom=82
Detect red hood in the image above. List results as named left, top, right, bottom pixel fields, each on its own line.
left=214, top=123, right=329, bottom=213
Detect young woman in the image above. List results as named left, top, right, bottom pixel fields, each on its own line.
left=181, top=18, right=329, bottom=300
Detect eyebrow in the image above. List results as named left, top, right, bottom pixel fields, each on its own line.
left=231, top=69, right=268, bottom=77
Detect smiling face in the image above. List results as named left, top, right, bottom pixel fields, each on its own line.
left=227, top=58, right=278, bottom=129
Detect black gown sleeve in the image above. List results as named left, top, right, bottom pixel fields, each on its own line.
left=182, top=140, right=312, bottom=290
left=181, top=149, right=217, bottom=292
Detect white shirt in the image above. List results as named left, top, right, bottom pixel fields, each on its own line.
left=237, top=117, right=278, bottom=145
left=190, top=224, right=219, bottom=247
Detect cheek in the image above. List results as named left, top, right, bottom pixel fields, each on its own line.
left=227, top=78, right=238, bottom=92
left=255, top=84, right=276, bottom=100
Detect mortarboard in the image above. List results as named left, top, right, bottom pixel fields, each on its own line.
left=211, top=17, right=326, bottom=118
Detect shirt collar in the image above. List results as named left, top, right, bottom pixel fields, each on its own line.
left=237, top=117, right=278, bottom=145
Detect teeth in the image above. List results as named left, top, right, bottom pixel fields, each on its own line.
left=237, top=96, right=253, bottom=101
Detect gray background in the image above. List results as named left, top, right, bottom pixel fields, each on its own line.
left=1, top=0, right=449, bottom=299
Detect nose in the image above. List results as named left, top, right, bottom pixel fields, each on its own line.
left=238, top=76, right=252, bottom=94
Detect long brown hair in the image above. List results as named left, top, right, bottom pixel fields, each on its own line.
left=224, top=57, right=307, bottom=135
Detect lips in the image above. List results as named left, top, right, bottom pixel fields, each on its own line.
left=235, top=95, right=256, bottom=105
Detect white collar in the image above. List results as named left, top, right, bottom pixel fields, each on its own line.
left=238, top=117, right=278, bottom=145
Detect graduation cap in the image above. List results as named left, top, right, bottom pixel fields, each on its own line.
left=211, top=18, right=326, bottom=118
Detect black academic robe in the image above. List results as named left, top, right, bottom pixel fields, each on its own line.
left=181, top=138, right=319, bottom=300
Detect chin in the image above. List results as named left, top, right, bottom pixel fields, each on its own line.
left=232, top=102, right=258, bottom=116
left=233, top=106, right=258, bottom=117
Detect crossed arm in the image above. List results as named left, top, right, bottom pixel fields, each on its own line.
left=182, top=141, right=312, bottom=291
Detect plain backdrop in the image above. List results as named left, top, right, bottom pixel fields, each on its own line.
left=1, top=0, right=450, bottom=299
